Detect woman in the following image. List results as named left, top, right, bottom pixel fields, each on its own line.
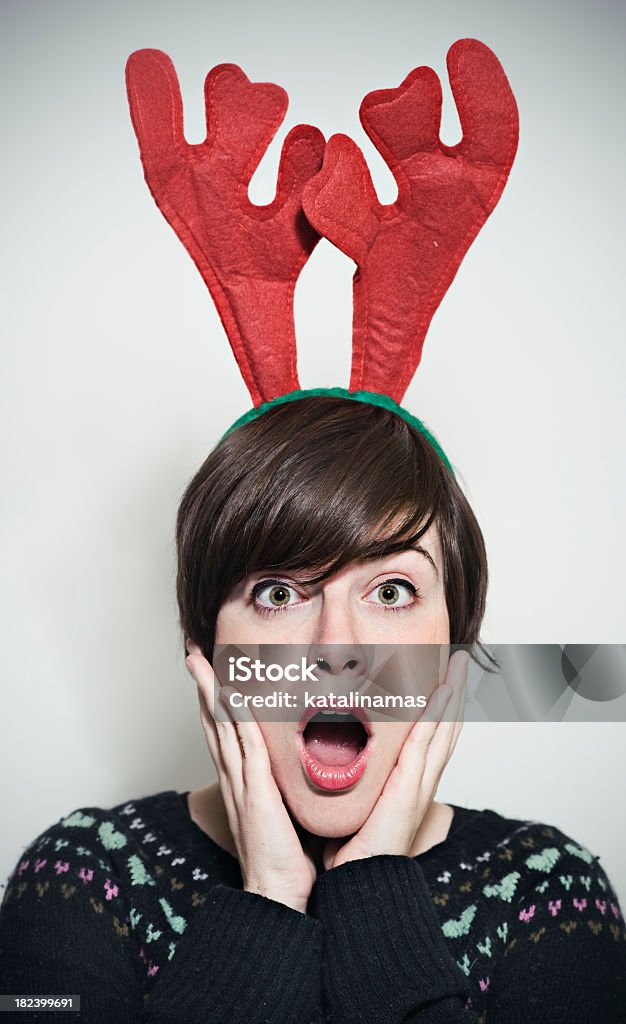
left=2, top=41, right=624, bottom=1023
left=1, top=397, right=625, bottom=1023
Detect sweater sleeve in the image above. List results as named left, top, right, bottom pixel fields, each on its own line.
left=308, top=855, right=479, bottom=1024
left=0, top=818, right=324, bottom=1024
left=142, top=884, right=323, bottom=1023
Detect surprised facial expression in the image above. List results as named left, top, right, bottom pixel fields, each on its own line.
left=214, top=521, right=451, bottom=836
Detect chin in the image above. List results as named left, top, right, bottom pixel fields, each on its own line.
left=277, top=772, right=385, bottom=838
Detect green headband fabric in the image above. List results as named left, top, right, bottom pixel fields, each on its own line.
left=221, top=388, right=455, bottom=477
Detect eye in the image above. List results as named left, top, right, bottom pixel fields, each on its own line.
left=365, top=578, right=419, bottom=610
left=250, top=578, right=305, bottom=615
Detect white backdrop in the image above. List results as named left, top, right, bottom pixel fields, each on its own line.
left=1, top=0, right=625, bottom=903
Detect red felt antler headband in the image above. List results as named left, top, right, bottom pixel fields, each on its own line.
left=126, top=40, right=519, bottom=474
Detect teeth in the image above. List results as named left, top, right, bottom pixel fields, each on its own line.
left=319, top=709, right=350, bottom=716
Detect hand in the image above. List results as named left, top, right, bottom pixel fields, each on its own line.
left=322, top=649, right=469, bottom=871
left=185, top=642, right=317, bottom=914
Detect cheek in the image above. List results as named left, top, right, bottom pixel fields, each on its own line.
left=421, top=582, right=450, bottom=643
left=372, top=721, right=414, bottom=767
left=256, top=721, right=294, bottom=771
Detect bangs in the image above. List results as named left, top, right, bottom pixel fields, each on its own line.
left=208, top=397, right=447, bottom=594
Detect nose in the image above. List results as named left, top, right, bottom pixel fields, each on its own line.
left=308, top=643, right=368, bottom=677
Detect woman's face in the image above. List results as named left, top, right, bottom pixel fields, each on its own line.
left=214, top=521, right=450, bottom=837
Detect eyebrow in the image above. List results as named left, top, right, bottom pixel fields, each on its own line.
left=248, top=544, right=441, bottom=592
left=369, top=543, right=440, bottom=581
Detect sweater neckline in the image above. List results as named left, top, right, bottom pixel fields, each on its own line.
left=136, top=789, right=524, bottom=870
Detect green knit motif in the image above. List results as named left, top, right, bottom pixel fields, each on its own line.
left=221, top=388, right=455, bottom=477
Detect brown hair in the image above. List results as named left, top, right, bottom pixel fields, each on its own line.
left=176, top=396, right=491, bottom=664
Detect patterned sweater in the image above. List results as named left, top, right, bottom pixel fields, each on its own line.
left=0, top=789, right=625, bottom=1022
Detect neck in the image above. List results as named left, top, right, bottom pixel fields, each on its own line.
left=190, top=783, right=453, bottom=866
left=289, top=814, right=343, bottom=873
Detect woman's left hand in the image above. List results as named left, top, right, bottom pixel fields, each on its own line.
left=322, top=649, right=469, bottom=871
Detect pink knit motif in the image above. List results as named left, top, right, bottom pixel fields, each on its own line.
left=104, top=879, right=119, bottom=901
left=519, top=905, right=536, bottom=923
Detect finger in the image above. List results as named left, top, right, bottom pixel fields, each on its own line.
left=414, top=656, right=466, bottom=770
left=445, top=648, right=470, bottom=691
left=421, top=649, right=468, bottom=726
left=447, top=712, right=465, bottom=761
left=378, top=662, right=467, bottom=817
left=219, top=686, right=275, bottom=787
left=419, top=709, right=457, bottom=786
left=190, top=651, right=272, bottom=802
left=193, top=674, right=237, bottom=785
left=420, top=671, right=467, bottom=794
left=425, top=656, right=467, bottom=756
left=444, top=651, right=469, bottom=727
left=446, top=669, right=468, bottom=757
left=186, top=651, right=220, bottom=720
left=400, top=657, right=465, bottom=768
left=188, top=652, right=245, bottom=792
left=393, top=686, right=447, bottom=783
left=187, top=653, right=253, bottom=840
left=209, top=687, right=254, bottom=796
left=419, top=677, right=453, bottom=725
left=196, top=682, right=228, bottom=777
left=187, top=649, right=234, bottom=736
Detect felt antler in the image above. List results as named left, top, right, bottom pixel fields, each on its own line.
left=302, top=38, right=519, bottom=403
left=126, top=50, right=325, bottom=406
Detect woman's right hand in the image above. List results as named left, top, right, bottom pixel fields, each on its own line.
left=185, top=642, right=317, bottom=914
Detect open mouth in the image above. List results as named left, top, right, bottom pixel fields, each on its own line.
left=303, top=712, right=368, bottom=764
left=299, top=710, right=371, bottom=791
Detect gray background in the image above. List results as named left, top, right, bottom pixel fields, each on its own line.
left=1, top=0, right=625, bottom=902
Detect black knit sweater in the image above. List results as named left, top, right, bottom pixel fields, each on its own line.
left=1, top=790, right=625, bottom=1022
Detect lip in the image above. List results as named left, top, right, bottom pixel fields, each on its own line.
left=297, top=699, right=373, bottom=792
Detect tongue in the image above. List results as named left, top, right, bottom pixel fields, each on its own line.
left=304, top=722, right=363, bottom=766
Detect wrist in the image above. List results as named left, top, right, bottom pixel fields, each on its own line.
left=243, top=883, right=307, bottom=915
